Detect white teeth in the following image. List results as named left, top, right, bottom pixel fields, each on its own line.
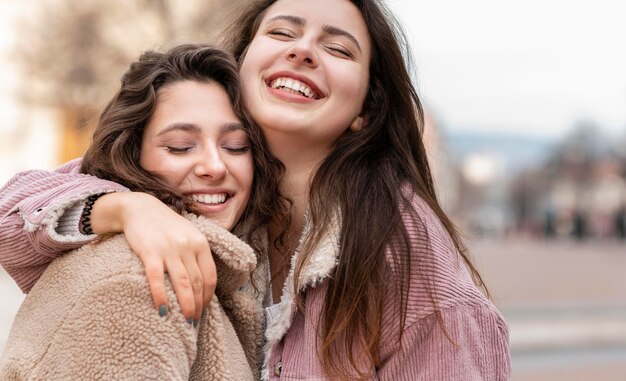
left=191, top=193, right=227, bottom=205
left=270, top=77, right=318, bottom=99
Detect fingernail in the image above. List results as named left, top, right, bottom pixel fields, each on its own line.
left=159, top=305, right=167, bottom=317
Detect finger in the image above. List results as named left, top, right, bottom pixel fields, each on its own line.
left=181, top=255, right=205, bottom=322
left=144, top=260, right=168, bottom=317
left=164, top=258, right=196, bottom=321
left=197, top=247, right=217, bottom=309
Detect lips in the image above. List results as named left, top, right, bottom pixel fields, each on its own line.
left=269, top=77, right=319, bottom=99
left=190, top=193, right=229, bottom=205
left=265, top=72, right=324, bottom=100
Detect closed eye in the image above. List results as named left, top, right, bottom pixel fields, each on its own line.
left=268, top=28, right=296, bottom=39
left=166, top=146, right=193, bottom=154
left=327, top=44, right=353, bottom=59
left=224, top=146, right=251, bottom=154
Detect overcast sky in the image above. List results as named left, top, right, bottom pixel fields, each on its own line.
left=387, top=0, right=626, bottom=139
left=2, top=1, right=625, bottom=141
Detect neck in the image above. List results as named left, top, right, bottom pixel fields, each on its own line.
left=267, top=134, right=330, bottom=229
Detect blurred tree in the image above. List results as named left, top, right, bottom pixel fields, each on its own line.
left=12, top=0, right=243, bottom=163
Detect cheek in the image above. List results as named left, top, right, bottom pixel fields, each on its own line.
left=242, top=156, right=255, bottom=192
left=139, top=145, right=158, bottom=172
left=239, top=65, right=259, bottom=110
left=340, top=68, right=369, bottom=105
left=239, top=42, right=262, bottom=86
left=142, top=151, right=189, bottom=189
left=234, top=156, right=255, bottom=196
left=326, top=61, right=368, bottom=112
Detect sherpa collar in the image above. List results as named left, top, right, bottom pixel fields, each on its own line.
left=261, top=211, right=341, bottom=379
left=184, top=213, right=257, bottom=293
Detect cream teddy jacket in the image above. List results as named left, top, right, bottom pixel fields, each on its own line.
left=0, top=213, right=264, bottom=380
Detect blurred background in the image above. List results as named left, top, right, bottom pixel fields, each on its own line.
left=1, top=1, right=625, bottom=380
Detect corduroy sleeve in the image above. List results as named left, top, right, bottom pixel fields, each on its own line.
left=376, top=189, right=511, bottom=380
left=0, top=158, right=128, bottom=292
left=377, top=304, right=511, bottom=381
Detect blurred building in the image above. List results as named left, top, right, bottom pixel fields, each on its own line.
left=510, top=124, right=626, bottom=240
left=0, top=0, right=243, bottom=185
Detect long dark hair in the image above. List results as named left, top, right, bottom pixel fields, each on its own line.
left=81, top=44, right=283, bottom=252
left=224, top=1, right=487, bottom=378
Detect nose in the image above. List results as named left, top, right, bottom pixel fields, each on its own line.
left=194, top=149, right=226, bottom=181
left=286, top=38, right=318, bottom=67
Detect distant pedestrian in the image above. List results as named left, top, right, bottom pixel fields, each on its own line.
left=615, top=207, right=626, bottom=240
left=544, top=209, right=557, bottom=238
left=572, top=209, right=587, bottom=240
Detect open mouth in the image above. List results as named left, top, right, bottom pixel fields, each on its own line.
left=267, top=77, right=321, bottom=99
left=191, top=193, right=229, bottom=205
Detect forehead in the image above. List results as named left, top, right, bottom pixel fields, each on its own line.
left=149, top=80, right=241, bottom=130
left=156, top=81, right=233, bottom=112
left=262, top=0, right=371, bottom=46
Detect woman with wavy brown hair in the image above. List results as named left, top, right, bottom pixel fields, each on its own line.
left=1, top=1, right=511, bottom=379
left=0, top=44, right=280, bottom=380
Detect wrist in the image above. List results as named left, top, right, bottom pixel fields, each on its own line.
left=80, top=193, right=105, bottom=235
left=91, top=192, right=159, bottom=235
left=88, top=192, right=132, bottom=235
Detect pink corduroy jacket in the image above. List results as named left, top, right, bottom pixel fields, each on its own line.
left=1, top=160, right=511, bottom=380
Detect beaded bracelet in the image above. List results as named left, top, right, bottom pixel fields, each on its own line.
left=80, top=193, right=105, bottom=235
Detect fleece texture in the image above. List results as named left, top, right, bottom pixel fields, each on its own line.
left=0, top=214, right=264, bottom=380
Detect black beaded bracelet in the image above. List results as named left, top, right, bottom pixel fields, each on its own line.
left=80, top=193, right=105, bottom=235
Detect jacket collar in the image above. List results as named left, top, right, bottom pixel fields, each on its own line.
left=261, top=211, right=341, bottom=379
left=185, top=213, right=257, bottom=293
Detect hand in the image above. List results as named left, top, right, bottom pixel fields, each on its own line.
left=90, top=192, right=216, bottom=322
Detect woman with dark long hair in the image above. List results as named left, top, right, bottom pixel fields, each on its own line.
left=1, top=1, right=511, bottom=379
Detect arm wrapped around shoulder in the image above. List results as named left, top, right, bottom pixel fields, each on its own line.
left=0, top=158, right=127, bottom=292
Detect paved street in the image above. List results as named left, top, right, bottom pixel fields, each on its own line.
left=2, top=238, right=626, bottom=380
left=470, top=238, right=626, bottom=381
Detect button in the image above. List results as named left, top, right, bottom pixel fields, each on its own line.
left=274, top=361, right=282, bottom=376
left=34, top=208, right=43, bottom=214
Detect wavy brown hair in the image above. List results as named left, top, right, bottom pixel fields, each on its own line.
left=80, top=44, right=284, bottom=253
left=223, top=0, right=488, bottom=378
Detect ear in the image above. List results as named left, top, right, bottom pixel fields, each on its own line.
left=349, top=115, right=364, bottom=132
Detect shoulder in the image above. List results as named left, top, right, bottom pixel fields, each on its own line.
left=385, top=188, right=488, bottom=316
left=398, top=188, right=456, bottom=254
left=19, top=273, right=193, bottom=379
left=43, top=234, right=146, bottom=285
left=388, top=188, right=464, bottom=283
left=4, top=236, right=194, bottom=376
left=21, top=234, right=149, bottom=318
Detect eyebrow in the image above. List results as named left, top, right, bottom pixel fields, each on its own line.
left=156, top=122, right=244, bottom=136
left=266, top=15, right=362, bottom=54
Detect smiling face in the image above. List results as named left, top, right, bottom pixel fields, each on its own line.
left=140, top=80, right=254, bottom=230
left=239, top=0, right=371, bottom=155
